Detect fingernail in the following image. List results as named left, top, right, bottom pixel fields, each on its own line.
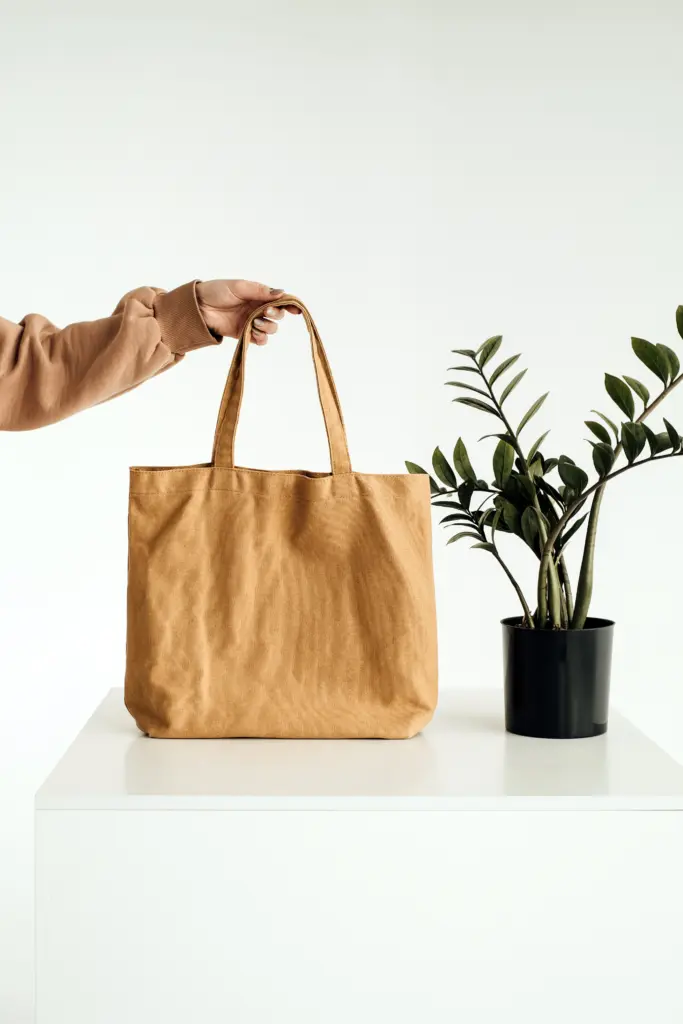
left=269, top=287, right=283, bottom=295
left=254, top=318, right=267, bottom=329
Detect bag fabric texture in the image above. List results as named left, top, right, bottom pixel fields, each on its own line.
left=125, top=297, right=438, bottom=738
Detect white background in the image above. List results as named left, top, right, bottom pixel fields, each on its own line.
left=2, top=0, right=683, bottom=1020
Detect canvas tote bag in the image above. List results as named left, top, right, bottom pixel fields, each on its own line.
left=125, top=296, right=438, bottom=738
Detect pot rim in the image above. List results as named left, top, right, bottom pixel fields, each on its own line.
left=501, top=615, right=615, bottom=631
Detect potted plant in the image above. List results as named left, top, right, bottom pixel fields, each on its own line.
left=407, top=308, right=683, bottom=738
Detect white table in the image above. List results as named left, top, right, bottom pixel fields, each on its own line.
left=36, top=689, right=683, bottom=1024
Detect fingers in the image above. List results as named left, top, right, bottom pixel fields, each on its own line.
left=249, top=306, right=301, bottom=344
left=253, top=316, right=278, bottom=336
left=250, top=312, right=280, bottom=346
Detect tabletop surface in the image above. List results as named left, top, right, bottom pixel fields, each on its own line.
left=36, top=688, right=683, bottom=811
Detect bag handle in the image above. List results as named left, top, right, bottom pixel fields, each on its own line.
left=212, top=295, right=352, bottom=474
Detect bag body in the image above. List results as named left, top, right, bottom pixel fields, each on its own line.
left=125, top=297, right=438, bottom=738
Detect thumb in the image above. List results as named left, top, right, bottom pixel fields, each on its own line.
left=230, top=280, right=284, bottom=303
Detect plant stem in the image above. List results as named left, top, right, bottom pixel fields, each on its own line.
left=477, top=363, right=562, bottom=627
left=491, top=549, right=534, bottom=627
left=570, top=489, right=603, bottom=628
left=538, top=445, right=683, bottom=629
left=558, top=554, right=574, bottom=622
left=569, top=371, right=683, bottom=627
left=559, top=582, right=569, bottom=628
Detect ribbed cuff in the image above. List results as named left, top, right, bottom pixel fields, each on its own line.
left=153, top=280, right=221, bottom=355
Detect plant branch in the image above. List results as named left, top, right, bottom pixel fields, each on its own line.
left=537, top=371, right=683, bottom=629
left=566, top=449, right=681, bottom=514
left=573, top=372, right=683, bottom=626
left=541, top=371, right=683, bottom=628
left=475, top=360, right=562, bottom=627
left=490, top=547, right=534, bottom=628
left=573, top=370, right=683, bottom=622
left=558, top=555, right=574, bottom=622
left=570, top=489, right=603, bottom=628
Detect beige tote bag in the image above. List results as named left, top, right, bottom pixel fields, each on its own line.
left=125, top=296, right=438, bottom=738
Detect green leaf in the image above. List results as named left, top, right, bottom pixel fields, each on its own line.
left=458, top=481, right=474, bottom=509
left=558, top=457, right=588, bottom=493
left=477, top=335, right=503, bottom=367
left=516, top=474, right=537, bottom=504
left=631, top=337, right=669, bottom=384
left=584, top=420, right=611, bottom=445
left=489, top=353, right=521, bottom=387
left=643, top=427, right=674, bottom=455
left=445, top=381, right=491, bottom=398
left=450, top=349, right=476, bottom=357
left=534, top=507, right=551, bottom=533
left=621, top=421, right=646, bottom=464
left=516, top=392, right=549, bottom=435
left=500, top=499, right=521, bottom=535
left=557, top=513, right=589, bottom=553
left=431, top=500, right=464, bottom=509
left=490, top=507, right=503, bottom=544
left=622, top=376, right=650, bottom=407
left=471, top=542, right=496, bottom=552
left=642, top=424, right=661, bottom=457
left=658, top=344, right=680, bottom=382
left=528, top=456, right=544, bottom=480
left=453, top=438, right=477, bottom=483
left=520, top=506, right=539, bottom=548
left=432, top=447, right=458, bottom=488
left=527, top=430, right=550, bottom=463
left=592, top=442, right=615, bottom=477
left=447, top=366, right=481, bottom=374
left=536, top=477, right=563, bottom=506
left=604, top=373, right=635, bottom=420
left=499, top=369, right=528, bottom=406
left=478, top=432, right=514, bottom=444
left=492, top=439, right=515, bottom=489
left=677, top=306, right=683, bottom=342
left=453, top=397, right=500, bottom=416
left=447, top=531, right=482, bottom=545
left=440, top=513, right=474, bottom=525
left=406, top=461, right=442, bottom=495
left=590, top=409, right=619, bottom=442
left=663, top=418, right=681, bottom=452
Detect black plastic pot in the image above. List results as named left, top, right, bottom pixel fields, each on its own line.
left=502, top=616, right=614, bottom=739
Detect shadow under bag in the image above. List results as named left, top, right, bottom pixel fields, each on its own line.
left=125, top=296, right=438, bottom=738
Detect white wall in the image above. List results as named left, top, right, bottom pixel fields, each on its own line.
left=2, top=0, right=683, bottom=1019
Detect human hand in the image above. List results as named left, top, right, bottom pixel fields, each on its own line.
left=195, top=279, right=301, bottom=345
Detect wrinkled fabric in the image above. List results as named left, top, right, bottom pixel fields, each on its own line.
left=0, top=281, right=218, bottom=430
left=125, top=297, right=438, bottom=739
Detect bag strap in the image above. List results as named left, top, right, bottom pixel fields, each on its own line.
left=212, top=295, right=352, bottom=474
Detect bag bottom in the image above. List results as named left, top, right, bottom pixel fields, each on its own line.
left=126, top=700, right=435, bottom=741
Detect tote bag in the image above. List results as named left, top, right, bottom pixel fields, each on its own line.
left=124, top=296, right=438, bottom=738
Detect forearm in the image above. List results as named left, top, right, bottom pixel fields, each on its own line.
left=0, top=281, right=218, bottom=430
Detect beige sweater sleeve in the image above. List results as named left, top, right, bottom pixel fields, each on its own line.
left=0, top=280, right=219, bottom=431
